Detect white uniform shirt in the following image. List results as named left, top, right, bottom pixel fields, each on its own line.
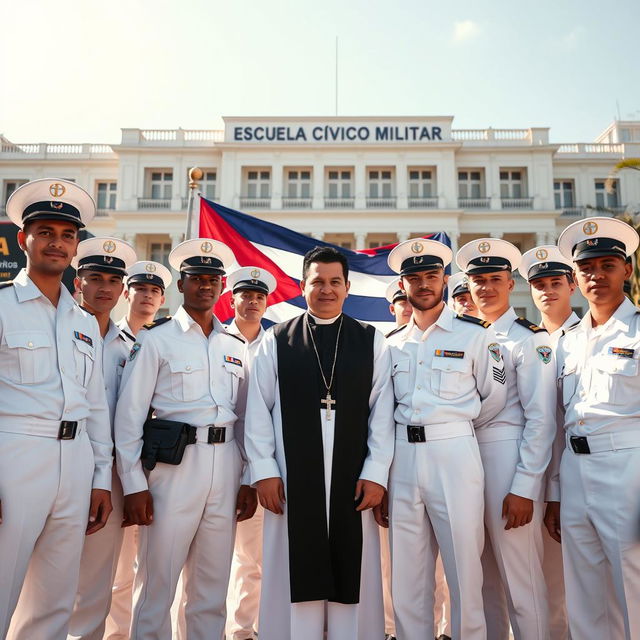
left=0, top=269, right=112, bottom=490
left=386, top=305, right=507, bottom=429
left=482, top=307, right=556, bottom=500
left=102, top=319, right=134, bottom=428
left=114, top=305, right=246, bottom=495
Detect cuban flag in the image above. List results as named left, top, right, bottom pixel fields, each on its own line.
left=199, top=197, right=450, bottom=331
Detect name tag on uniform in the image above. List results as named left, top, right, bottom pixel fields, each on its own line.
left=434, top=349, right=464, bottom=359
left=609, top=347, right=635, bottom=358
left=224, top=355, right=242, bottom=367
left=73, top=331, right=93, bottom=347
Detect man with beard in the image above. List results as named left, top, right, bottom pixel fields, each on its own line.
left=447, top=272, right=478, bottom=317
left=385, top=238, right=507, bottom=640
left=517, top=245, right=579, bottom=640
left=244, top=246, right=395, bottom=640
left=457, top=238, right=556, bottom=640
left=0, top=179, right=112, bottom=639
left=68, top=237, right=137, bottom=640
left=114, top=238, right=256, bottom=639
left=550, top=218, right=640, bottom=639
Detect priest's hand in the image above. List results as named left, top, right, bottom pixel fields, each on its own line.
left=544, top=501, right=562, bottom=543
left=236, top=485, right=258, bottom=522
left=355, top=479, right=385, bottom=512
left=502, top=492, right=534, bottom=530
left=123, top=490, right=154, bottom=527
left=373, top=490, right=389, bottom=528
left=256, top=477, right=286, bottom=515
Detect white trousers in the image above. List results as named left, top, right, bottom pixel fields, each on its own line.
left=479, top=438, right=549, bottom=640
left=542, top=524, right=569, bottom=640
left=225, top=503, right=264, bottom=640
left=389, top=433, right=487, bottom=640
left=67, top=468, right=125, bottom=640
left=0, top=429, right=94, bottom=640
left=129, top=439, right=242, bottom=640
left=560, top=445, right=640, bottom=640
left=104, top=524, right=138, bottom=640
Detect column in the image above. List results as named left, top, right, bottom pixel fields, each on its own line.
left=448, top=232, right=459, bottom=261
left=396, top=160, right=408, bottom=209
left=354, top=155, right=366, bottom=209
left=487, top=156, right=501, bottom=210
left=271, top=160, right=283, bottom=209
left=535, top=232, right=546, bottom=247
left=398, top=232, right=410, bottom=243
left=312, top=160, right=324, bottom=209
left=490, top=231, right=504, bottom=239
left=355, top=232, right=367, bottom=250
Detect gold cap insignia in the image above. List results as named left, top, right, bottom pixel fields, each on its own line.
left=201, top=241, right=213, bottom=253
left=49, top=183, right=66, bottom=198
left=410, top=242, right=423, bottom=254
left=535, top=248, right=548, bottom=260
left=103, top=240, right=116, bottom=253
left=250, top=268, right=261, bottom=278
left=145, top=263, right=157, bottom=272
left=478, top=241, right=491, bottom=253
left=583, top=221, right=598, bottom=236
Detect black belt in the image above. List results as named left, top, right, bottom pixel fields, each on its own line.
left=58, top=421, right=78, bottom=440
left=569, top=435, right=591, bottom=454
left=407, top=425, right=426, bottom=443
left=206, top=426, right=226, bottom=444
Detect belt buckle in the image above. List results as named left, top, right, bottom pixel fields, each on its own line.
left=570, top=435, right=591, bottom=454
left=58, top=421, right=78, bottom=440
left=407, top=425, right=426, bottom=443
left=208, top=426, right=226, bottom=444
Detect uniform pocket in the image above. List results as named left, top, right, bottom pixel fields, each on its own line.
left=169, top=360, right=206, bottom=402
left=4, top=331, right=53, bottom=384
left=431, top=357, right=471, bottom=399
left=560, top=361, right=578, bottom=408
left=72, top=338, right=96, bottom=387
left=592, top=355, right=638, bottom=405
left=391, top=358, right=412, bottom=403
left=222, top=360, right=244, bottom=405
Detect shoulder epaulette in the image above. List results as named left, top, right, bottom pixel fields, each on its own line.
left=515, top=316, right=546, bottom=333
left=143, top=316, right=172, bottom=330
left=456, top=313, right=491, bottom=329
left=385, top=323, right=408, bottom=338
left=119, top=328, right=136, bottom=342
left=0, top=280, right=14, bottom=290
left=223, top=331, right=246, bottom=344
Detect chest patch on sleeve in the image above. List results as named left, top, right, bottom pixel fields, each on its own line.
left=434, top=349, right=464, bottom=359
left=73, top=331, right=93, bottom=347
left=536, top=346, right=552, bottom=364
left=488, top=343, right=501, bottom=362
left=609, top=346, right=635, bottom=358
left=224, top=355, right=243, bottom=367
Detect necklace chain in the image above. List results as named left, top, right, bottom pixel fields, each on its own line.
left=305, top=314, right=343, bottom=394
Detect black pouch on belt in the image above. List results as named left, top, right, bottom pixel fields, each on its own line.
left=141, top=419, right=197, bottom=470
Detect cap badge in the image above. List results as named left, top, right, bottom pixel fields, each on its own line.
left=478, top=241, right=491, bottom=253
left=201, top=241, right=213, bottom=253
left=145, top=263, right=157, bottom=272
left=413, top=256, right=424, bottom=264
left=49, top=183, right=66, bottom=198
left=583, top=221, right=598, bottom=236
left=50, top=201, right=64, bottom=210
left=480, top=257, right=490, bottom=263
left=103, top=256, right=114, bottom=264
left=146, top=274, right=153, bottom=279
left=103, top=240, right=116, bottom=254
left=586, top=239, right=598, bottom=247
left=411, top=242, right=423, bottom=254
left=535, top=249, right=548, bottom=260
left=538, top=262, right=548, bottom=270
left=201, top=257, right=212, bottom=264
left=250, top=268, right=261, bottom=278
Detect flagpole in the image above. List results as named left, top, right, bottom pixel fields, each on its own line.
left=185, top=167, right=203, bottom=240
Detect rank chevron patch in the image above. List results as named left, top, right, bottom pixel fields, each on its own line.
left=492, top=366, right=506, bottom=384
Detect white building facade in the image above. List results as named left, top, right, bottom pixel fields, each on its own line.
left=2, top=116, right=640, bottom=320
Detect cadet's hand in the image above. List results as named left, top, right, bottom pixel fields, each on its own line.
left=502, top=493, right=534, bottom=530
left=373, top=491, right=389, bottom=528
left=236, top=485, right=258, bottom=522
left=86, top=489, right=112, bottom=535
left=123, top=490, right=154, bottom=527
left=256, top=477, right=285, bottom=515
left=355, top=479, right=385, bottom=512
left=544, top=501, right=562, bottom=543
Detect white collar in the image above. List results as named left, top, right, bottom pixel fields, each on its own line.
left=308, top=311, right=342, bottom=325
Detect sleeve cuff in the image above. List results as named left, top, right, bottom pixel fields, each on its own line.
left=92, top=463, right=113, bottom=492
left=249, top=458, right=281, bottom=485
left=509, top=472, right=542, bottom=501
left=120, top=468, right=149, bottom=496
left=546, top=479, right=561, bottom=502
left=359, top=460, right=389, bottom=489
left=241, top=464, right=251, bottom=485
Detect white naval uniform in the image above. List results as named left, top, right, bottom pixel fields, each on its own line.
left=386, top=307, right=508, bottom=640
left=68, top=320, right=134, bottom=640
left=244, top=321, right=395, bottom=640
left=0, top=270, right=112, bottom=640
left=114, top=306, right=246, bottom=640
left=103, top=317, right=138, bottom=640
left=225, top=319, right=266, bottom=640
left=554, top=298, right=640, bottom=640
left=541, top=312, right=579, bottom=640
left=478, top=307, right=555, bottom=640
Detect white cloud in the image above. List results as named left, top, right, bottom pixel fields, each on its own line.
left=452, top=20, right=481, bottom=43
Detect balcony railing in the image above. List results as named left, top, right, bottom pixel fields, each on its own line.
left=559, top=206, right=622, bottom=218
left=240, top=197, right=271, bottom=209
left=366, top=197, right=396, bottom=209
left=458, top=197, right=490, bottom=209
left=408, top=196, right=438, bottom=208
left=138, top=198, right=171, bottom=210
left=556, top=143, right=625, bottom=154
left=96, top=208, right=115, bottom=217
left=0, top=142, right=113, bottom=158
left=282, top=197, right=312, bottom=209
left=501, top=197, right=534, bottom=209
left=325, top=197, right=355, bottom=209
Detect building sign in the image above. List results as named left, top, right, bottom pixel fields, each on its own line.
left=224, top=117, right=453, bottom=144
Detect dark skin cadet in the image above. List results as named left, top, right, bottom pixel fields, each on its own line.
left=0, top=220, right=113, bottom=534
left=122, top=272, right=258, bottom=528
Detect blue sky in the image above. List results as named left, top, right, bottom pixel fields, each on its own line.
left=1, top=0, right=639, bottom=143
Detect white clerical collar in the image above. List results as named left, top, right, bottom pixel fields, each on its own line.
left=308, top=311, right=341, bottom=325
